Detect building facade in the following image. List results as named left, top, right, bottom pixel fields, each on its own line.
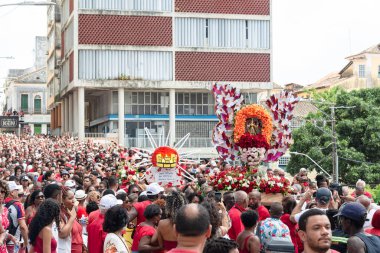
left=52, top=0, right=274, bottom=152
left=4, top=37, right=50, bottom=135
left=46, top=0, right=62, bottom=135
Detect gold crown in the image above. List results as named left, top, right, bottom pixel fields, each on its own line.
left=156, top=153, right=177, bottom=168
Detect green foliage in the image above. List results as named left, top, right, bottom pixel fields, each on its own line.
left=366, top=184, right=380, bottom=204
left=288, top=88, right=380, bottom=184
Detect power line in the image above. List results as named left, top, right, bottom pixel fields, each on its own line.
left=338, top=156, right=379, bottom=165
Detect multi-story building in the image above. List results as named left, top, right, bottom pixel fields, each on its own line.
left=46, top=0, right=62, bottom=135
left=4, top=37, right=50, bottom=135
left=53, top=0, right=273, bottom=153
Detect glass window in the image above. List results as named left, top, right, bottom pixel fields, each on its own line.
left=184, top=93, right=190, bottom=104
left=203, top=93, right=209, bottom=104
left=177, top=93, right=183, bottom=104
left=132, top=92, right=138, bottom=103
left=190, top=93, right=196, bottom=104
left=21, top=94, right=28, bottom=112
left=359, top=65, right=365, bottom=78
left=152, top=93, right=158, bottom=104
left=145, top=93, right=151, bottom=104
left=196, top=93, right=202, bottom=104
left=378, top=65, right=380, bottom=78
left=138, top=93, right=144, bottom=103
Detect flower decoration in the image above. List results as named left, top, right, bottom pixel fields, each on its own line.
left=264, top=91, right=299, bottom=162
left=236, top=133, right=270, bottom=149
left=208, top=167, right=257, bottom=192
left=258, top=176, right=291, bottom=194
left=233, top=104, right=273, bottom=144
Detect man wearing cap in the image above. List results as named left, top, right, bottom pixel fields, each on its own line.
left=291, top=187, right=332, bottom=223
left=60, top=169, right=70, bottom=184
left=128, top=182, right=163, bottom=225
left=335, top=202, right=380, bottom=253
left=19, top=175, right=30, bottom=196
left=87, top=194, right=119, bottom=253
left=5, top=181, right=28, bottom=253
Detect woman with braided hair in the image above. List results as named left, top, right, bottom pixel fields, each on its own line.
left=28, top=199, right=60, bottom=253
left=154, top=190, right=187, bottom=251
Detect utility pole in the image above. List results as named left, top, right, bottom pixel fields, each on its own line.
left=331, top=107, right=338, bottom=183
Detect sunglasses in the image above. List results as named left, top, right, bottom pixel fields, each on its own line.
left=131, top=191, right=140, bottom=194
left=0, top=190, right=6, bottom=195
left=36, top=195, right=45, bottom=199
left=106, top=170, right=111, bottom=172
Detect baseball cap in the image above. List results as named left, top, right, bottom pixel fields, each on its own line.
left=316, top=187, right=331, bottom=205
left=21, top=175, right=30, bottom=182
left=64, top=180, right=76, bottom=188
left=74, top=190, right=87, bottom=201
left=7, top=181, right=22, bottom=192
left=61, top=170, right=69, bottom=176
left=334, top=202, right=367, bottom=222
left=99, top=194, right=119, bottom=210
left=146, top=182, right=164, bottom=196
left=116, top=189, right=126, bottom=195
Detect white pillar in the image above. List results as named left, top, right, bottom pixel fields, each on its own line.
left=78, top=87, right=85, bottom=140
left=68, top=93, right=73, bottom=133
left=64, top=97, right=69, bottom=134
left=118, top=88, right=125, bottom=146
left=73, top=90, right=78, bottom=135
left=42, top=124, right=47, bottom=135
left=169, top=89, right=176, bottom=146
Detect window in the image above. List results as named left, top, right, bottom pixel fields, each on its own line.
left=359, top=65, right=365, bottom=78
left=126, top=92, right=168, bottom=115
left=279, top=156, right=290, bottom=166
left=378, top=65, right=380, bottom=78
left=34, top=95, right=42, bottom=114
left=243, top=93, right=257, bottom=104
left=21, top=94, right=28, bottom=112
left=205, top=19, right=209, bottom=39
left=176, top=92, right=214, bottom=115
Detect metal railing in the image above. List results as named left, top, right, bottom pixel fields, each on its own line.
left=125, top=137, right=213, bottom=148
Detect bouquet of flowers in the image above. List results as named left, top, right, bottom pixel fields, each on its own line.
left=117, top=162, right=145, bottom=188
left=208, top=167, right=257, bottom=192
left=258, top=176, right=291, bottom=194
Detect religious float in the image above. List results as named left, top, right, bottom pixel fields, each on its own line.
left=210, top=83, right=299, bottom=204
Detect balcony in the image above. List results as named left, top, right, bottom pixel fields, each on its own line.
left=18, top=108, right=48, bottom=115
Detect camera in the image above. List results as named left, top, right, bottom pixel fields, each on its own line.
left=329, top=183, right=343, bottom=196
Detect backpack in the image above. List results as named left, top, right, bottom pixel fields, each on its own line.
left=5, top=200, right=20, bottom=236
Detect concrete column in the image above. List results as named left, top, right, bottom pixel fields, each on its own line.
left=118, top=88, right=125, bottom=146
left=73, top=90, right=78, bottom=135
left=60, top=100, right=65, bottom=133
left=68, top=93, right=73, bottom=133
left=42, top=124, right=47, bottom=135
left=51, top=108, right=55, bottom=130
left=169, top=89, right=176, bottom=146
left=78, top=87, right=85, bottom=140
left=108, top=90, right=113, bottom=114
left=64, top=97, right=69, bottom=134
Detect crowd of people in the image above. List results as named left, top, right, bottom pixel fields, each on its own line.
left=0, top=133, right=379, bottom=253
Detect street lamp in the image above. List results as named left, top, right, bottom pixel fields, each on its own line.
left=0, top=1, right=56, bottom=7
left=289, top=151, right=332, bottom=179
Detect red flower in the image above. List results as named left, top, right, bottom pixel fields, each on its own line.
left=236, top=133, right=270, bottom=149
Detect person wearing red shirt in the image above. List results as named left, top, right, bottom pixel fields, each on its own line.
left=248, top=191, right=270, bottom=221
left=228, top=191, right=248, bottom=240
left=168, top=204, right=211, bottom=253
left=87, top=194, right=119, bottom=253
left=128, top=183, right=163, bottom=225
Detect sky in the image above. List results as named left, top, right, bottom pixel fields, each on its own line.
left=0, top=0, right=380, bottom=87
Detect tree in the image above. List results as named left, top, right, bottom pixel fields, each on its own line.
left=287, top=88, right=380, bottom=184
